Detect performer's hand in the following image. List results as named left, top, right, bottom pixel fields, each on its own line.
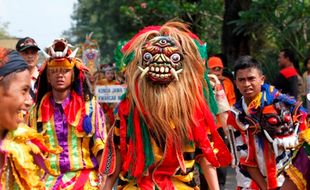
left=208, top=74, right=220, bottom=88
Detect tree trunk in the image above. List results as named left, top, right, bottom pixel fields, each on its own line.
left=222, top=0, right=251, bottom=68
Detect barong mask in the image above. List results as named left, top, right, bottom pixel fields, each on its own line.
left=42, top=38, right=79, bottom=68
left=139, top=36, right=183, bottom=84
left=82, top=32, right=100, bottom=64
left=36, top=38, right=94, bottom=134
left=82, top=33, right=101, bottom=93
left=37, top=38, right=89, bottom=105
left=261, top=101, right=301, bottom=156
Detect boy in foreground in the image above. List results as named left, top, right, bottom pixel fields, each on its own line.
left=228, top=56, right=307, bottom=189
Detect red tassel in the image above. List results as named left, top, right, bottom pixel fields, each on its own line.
left=118, top=100, right=131, bottom=172
left=132, top=107, right=145, bottom=177
left=193, top=102, right=232, bottom=167
left=122, top=139, right=132, bottom=173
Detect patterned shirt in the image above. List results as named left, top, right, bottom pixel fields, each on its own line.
left=29, top=92, right=106, bottom=189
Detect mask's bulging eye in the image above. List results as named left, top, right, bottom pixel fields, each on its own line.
left=143, top=52, right=152, bottom=61
left=159, top=39, right=167, bottom=45
left=283, top=115, right=291, bottom=123
left=170, top=53, right=181, bottom=63
left=267, top=117, right=278, bottom=125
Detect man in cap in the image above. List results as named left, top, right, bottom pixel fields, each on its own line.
left=208, top=56, right=236, bottom=106
left=205, top=56, right=236, bottom=190
left=16, top=37, right=40, bottom=101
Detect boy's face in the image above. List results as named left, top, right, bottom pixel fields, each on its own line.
left=47, top=67, right=73, bottom=92
left=235, top=67, right=265, bottom=103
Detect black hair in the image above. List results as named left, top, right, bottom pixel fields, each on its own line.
left=280, top=48, right=301, bottom=73
left=234, top=55, right=263, bottom=78
left=280, top=48, right=296, bottom=64
left=281, top=49, right=301, bottom=74
left=304, top=56, right=310, bottom=69
left=71, top=67, right=94, bottom=101
left=0, top=68, right=28, bottom=90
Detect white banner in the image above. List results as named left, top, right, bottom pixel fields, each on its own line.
left=95, top=85, right=127, bottom=103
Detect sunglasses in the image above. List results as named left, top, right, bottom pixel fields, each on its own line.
left=211, top=67, right=223, bottom=71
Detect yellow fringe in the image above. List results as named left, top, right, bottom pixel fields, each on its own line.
left=285, top=165, right=307, bottom=190
left=301, top=128, right=310, bottom=145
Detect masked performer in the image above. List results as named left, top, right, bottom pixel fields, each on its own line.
left=0, top=48, right=59, bottom=189
left=82, top=32, right=103, bottom=94
left=227, top=55, right=307, bottom=190
left=29, top=39, right=106, bottom=189
left=99, top=21, right=231, bottom=190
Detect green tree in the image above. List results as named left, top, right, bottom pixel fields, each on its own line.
left=64, top=0, right=130, bottom=63
left=68, top=0, right=310, bottom=82
left=66, top=0, right=224, bottom=63
left=222, top=0, right=251, bottom=68
left=0, top=20, right=9, bottom=38
left=228, top=0, right=310, bottom=81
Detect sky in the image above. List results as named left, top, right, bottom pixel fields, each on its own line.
left=0, top=0, right=77, bottom=48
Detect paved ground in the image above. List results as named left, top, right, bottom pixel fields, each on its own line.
left=225, top=167, right=237, bottom=190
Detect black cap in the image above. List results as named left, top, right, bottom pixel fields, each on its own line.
left=16, top=37, right=40, bottom=52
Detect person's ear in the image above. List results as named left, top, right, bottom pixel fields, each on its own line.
left=260, top=75, right=265, bottom=85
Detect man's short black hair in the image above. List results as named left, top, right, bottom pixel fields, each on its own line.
left=280, top=48, right=296, bottom=64
left=234, top=55, right=263, bottom=78
left=304, top=56, right=310, bottom=69
left=281, top=48, right=300, bottom=72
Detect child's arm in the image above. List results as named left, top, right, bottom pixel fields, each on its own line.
left=101, top=149, right=121, bottom=190
left=246, top=166, right=267, bottom=190
left=199, top=157, right=220, bottom=190
left=280, top=177, right=298, bottom=190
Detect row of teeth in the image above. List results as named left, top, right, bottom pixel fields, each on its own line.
left=138, top=66, right=183, bottom=81
left=263, top=123, right=299, bottom=156
left=150, top=66, right=170, bottom=73
left=149, top=72, right=171, bottom=78
left=18, top=110, right=27, bottom=115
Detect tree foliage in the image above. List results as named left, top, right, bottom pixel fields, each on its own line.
left=66, top=0, right=224, bottom=63
left=68, top=0, right=310, bottom=82
left=0, top=20, right=9, bottom=38
left=230, top=0, right=310, bottom=80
